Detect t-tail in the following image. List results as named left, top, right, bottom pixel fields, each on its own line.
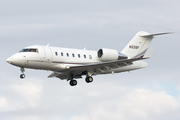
left=121, top=31, right=172, bottom=59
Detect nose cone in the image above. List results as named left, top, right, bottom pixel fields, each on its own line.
left=6, top=53, right=26, bottom=67
left=6, top=54, right=20, bottom=66
left=6, top=57, right=13, bottom=64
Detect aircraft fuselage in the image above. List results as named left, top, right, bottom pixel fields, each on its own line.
left=7, top=45, right=147, bottom=75
left=7, top=31, right=171, bottom=86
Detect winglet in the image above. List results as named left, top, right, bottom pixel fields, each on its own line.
left=144, top=47, right=154, bottom=58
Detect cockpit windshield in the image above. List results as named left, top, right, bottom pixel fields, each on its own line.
left=19, top=48, right=38, bottom=53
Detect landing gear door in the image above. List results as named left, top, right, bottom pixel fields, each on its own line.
left=43, top=46, right=52, bottom=63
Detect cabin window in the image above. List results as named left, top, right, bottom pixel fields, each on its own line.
left=19, top=48, right=38, bottom=53
left=72, top=53, right=75, bottom=57
left=55, top=52, right=58, bottom=56
left=89, top=55, right=92, bottom=59
left=78, top=54, right=80, bottom=58
left=61, top=52, right=63, bottom=56
left=67, top=53, right=69, bottom=57
left=84, top=55, right=86, bottom=59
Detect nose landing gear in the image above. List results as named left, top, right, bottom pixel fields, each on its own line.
left=20, top=74, right=26, bottom=79
left=20, top=67, right=25, bottom=79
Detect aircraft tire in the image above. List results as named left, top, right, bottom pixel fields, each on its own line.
left=69, top=80, right=77, bottom=86
left=20, top=74, right=25, bottom=79
left=85, top=77, right=93, bottom=83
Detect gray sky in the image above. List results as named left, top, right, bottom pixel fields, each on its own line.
left=1, top=0, right=180, bottom=120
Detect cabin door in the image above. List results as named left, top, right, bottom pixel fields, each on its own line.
left=43, top=46, right=52, bottom=63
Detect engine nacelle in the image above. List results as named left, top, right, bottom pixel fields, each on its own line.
left=97, top=48, right=127, bottom=62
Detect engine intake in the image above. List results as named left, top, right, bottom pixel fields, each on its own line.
left=97, top=48, right=127, bottom=62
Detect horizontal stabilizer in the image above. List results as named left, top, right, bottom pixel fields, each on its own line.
left=140, top=32, right=173, bottom=37
left=144, top=47, right=154, bottom=58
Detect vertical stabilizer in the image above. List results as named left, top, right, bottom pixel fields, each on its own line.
left=121, top=31, right=153, bottom=59
left=121, top=31, right=172, bottom=59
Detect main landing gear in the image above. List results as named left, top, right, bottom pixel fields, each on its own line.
left=20, top=67, right=25, bottom=79
left=69, top=80, right=77, bottom=86
left=85, top=76, right=93, bottom=83
left=69, top=76, right=93, bottom=86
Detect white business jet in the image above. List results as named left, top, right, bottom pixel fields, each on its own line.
left=6, top=31, right=171, bottom=86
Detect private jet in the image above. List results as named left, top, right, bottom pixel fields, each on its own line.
left=6, top=31, right=171, bottom=86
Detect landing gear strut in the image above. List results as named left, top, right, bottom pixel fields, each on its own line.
left=20, top=67, right=25, bottom=79
left=68, top=74, right=77, bottom=86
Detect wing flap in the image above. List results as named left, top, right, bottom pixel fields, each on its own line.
left=61, top=57, right=147, bottom=73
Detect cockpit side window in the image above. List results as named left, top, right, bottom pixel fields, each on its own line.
left=19, top=48, right=38, bottom=53
left=29, top=49, right=38, bottom=52
left=19, top=49, right=29, bottom=52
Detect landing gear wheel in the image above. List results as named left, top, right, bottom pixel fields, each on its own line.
left=20, top=74, right=25, bottom=79
left=69, top=80, right=77, bottom=86
left=20, top=67, right=25, bottom=79
left=85, top=76, right=93, bottom=83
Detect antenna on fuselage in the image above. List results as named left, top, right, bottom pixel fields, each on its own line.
left=47, top=44, right=50, bottom=46
left=83, top=47, right=86, bottom=50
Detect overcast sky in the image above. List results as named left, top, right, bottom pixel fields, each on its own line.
left=1, top=0, right=180, bottom=120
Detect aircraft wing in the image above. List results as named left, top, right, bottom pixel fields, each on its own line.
left=48, top=47, right=153, bottom=80
left=67, top=57, right=145, bottom=70
left=48, top=56, right=148, bottom=80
